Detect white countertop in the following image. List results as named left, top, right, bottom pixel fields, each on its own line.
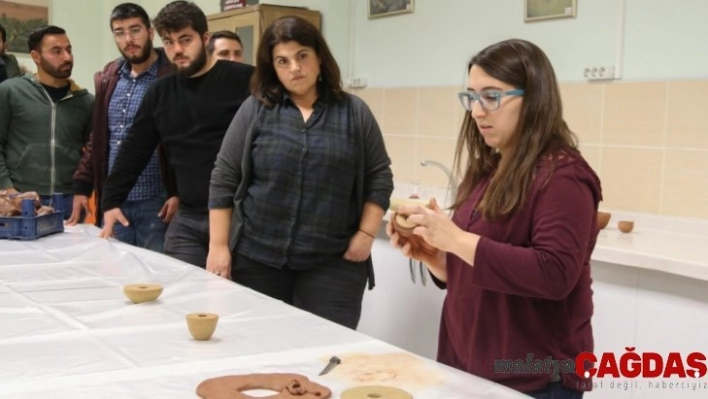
left=0, top=225, right=527, bottom=398
left=386, top=185, right=708, bottom=283
left=592, top=210, right=708, bottom=282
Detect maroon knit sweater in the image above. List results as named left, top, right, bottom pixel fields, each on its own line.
left=437, top=151, right=602, bottom=394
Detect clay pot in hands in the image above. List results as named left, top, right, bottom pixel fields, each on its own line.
left=618, top=221, right=634, bottom=233
left=123, top=283, right=163, bottom=304
left=597, top=211, right=611, bottom=230
left=391, top=212, right=436, bottom=257
left=392, top=212, right=417, bottom=238
left=186, top=313, right=219, bottom=341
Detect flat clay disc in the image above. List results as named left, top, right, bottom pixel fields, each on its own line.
left=341, top=385, right=413, bottom=399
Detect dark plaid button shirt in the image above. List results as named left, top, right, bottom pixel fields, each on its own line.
left=210, top=94, right=393, bottom=269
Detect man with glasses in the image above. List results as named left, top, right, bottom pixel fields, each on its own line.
left=100, top=1, right=254, bottom=268
left=69, top=3, right=177, bottom=253
left=0, top=25, right=93, bottom=218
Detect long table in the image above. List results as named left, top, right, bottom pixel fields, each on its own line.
left=0, top=225, right=527, bottom=398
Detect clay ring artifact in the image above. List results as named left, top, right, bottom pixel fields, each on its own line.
left=196, top=373, right=332, bottom=399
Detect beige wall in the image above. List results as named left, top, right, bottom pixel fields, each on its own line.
left=353, top=80, right=708, bottom=220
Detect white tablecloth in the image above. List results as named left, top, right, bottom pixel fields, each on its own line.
left=0, top=225, right=527, bottom=398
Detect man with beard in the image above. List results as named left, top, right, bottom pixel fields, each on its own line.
left=0, top=25, right=93, bottom=218
left=100, top=1, right=254, bottom=267
left=69, top=3, right=178, bottom=253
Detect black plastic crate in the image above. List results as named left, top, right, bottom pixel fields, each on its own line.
left=0, top=193, right=65, bottom=240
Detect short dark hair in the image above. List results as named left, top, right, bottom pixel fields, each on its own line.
left=252, top=16, right=342, bottom=107
left=0, top=24, right=6, bottom=43
left=153, top=1, right=208, bottom=38
left=207, top=30, right=242, bottom=54
left=110, top=3, right=151, bottom=29
left=27, top=25, right=66, bottom=52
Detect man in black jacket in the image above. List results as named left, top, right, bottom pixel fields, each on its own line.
left=69, top=3, right=178, bottom=254
left=100, top=1, right=254, bottom=267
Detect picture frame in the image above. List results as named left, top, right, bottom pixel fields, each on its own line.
left=368, top=0, right=414, bottom=19
left=524, top=0, right=577, bottom=22
left=0, top=0, right=49, bottom=54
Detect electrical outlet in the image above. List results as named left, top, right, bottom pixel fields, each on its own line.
left=583, top=65, right=615, bottom=81
left=345, top=77, right=367, bottom=89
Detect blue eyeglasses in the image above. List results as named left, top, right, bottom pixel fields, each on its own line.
left=457, top=89, right=525, bottom=111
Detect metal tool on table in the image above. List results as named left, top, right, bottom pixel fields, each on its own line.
left=318, top=356, right=341, bottom=376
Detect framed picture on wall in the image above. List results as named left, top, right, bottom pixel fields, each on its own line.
left=0, top=0, right=49, bottom=54
left=368, top=0, right=414, bottom=19
left=524, top=0, right=577, bottom=22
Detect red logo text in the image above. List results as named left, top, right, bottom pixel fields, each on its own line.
left=575, top=348, right=707, bottom=379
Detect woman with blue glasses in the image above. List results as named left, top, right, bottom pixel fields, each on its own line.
left=388, top=39, right=602, bottom=398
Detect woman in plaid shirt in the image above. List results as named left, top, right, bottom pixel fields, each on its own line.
left=208, top=16, right=393, bottom=329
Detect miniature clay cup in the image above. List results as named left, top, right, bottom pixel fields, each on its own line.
left=186, top=313, right=219, bottom=341
left=123, top=283, right=163, bottom=304
left=597, top=211, right=611, bottom=230
left=391, top=212, right=436, bottom=257
left=391, top=196, right=433, bottom=239
left=618, top=220, right=634, bottom=233
left=392, top=212, right=417, bottom=238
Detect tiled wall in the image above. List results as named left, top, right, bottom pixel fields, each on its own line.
left=352, top=81, right=708, bottom=220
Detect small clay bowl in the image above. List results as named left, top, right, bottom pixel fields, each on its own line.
left=391, top=212, right=436, bottom=256
left=123, top=283, right=163, bottom=304
left=392, top=212, right=417, bottom=238
left=618, top=221, right=634, bottom=233
left=186, top=313, right=219, bottom=341
left=597, top=211, right=611, bottom=230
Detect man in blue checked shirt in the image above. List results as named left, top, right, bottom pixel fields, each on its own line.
left=99, top=1, right=254, bottom=267
left=68, top=3, right=178, bottom=253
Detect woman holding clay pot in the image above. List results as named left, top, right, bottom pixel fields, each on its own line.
left=388, top=39, right=602, bottom=398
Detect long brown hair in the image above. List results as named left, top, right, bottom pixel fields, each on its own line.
left=452, top=39, right=578, bottom=220
left=251, top=16, right=343, bottom=107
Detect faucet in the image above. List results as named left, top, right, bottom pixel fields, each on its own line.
left=420, top=160, right=458, bottom=208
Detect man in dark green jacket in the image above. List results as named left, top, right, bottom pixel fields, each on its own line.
left=0, top=23, right=22, bottom=83
left=0, top=25, right=93, bottom=218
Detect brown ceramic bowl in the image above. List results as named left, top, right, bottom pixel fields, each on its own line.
left=618, top=220, right=634, bottom=233
left=391, top=212, right=436, bottom=256
left=392, top=212, right=417, bottom=238
left=597, top=211, right=611, bottom=230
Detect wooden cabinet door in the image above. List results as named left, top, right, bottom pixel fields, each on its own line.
left=207, top=5, right=321, bottom=66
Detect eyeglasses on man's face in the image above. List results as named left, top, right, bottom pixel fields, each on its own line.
left=457, top=89, right=525, bottom=112
left=113, top=27, right=144, bottom=41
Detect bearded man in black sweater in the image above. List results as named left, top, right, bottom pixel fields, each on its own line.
left=101, top=0, right=254, bottom=267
